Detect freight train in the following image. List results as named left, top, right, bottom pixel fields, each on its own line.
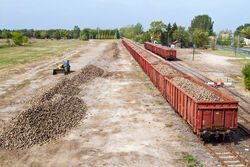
left=144, top=42, right=176, bottom=60
left=122, top=39, right=238, bottom=139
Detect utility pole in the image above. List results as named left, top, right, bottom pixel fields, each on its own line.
left=168, top=32, right=169, bottom=47
left=237, top=35, right=240, bottom=49
left=234, top=34, right=236, bottom=56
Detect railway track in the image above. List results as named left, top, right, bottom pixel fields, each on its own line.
left=205, top=143, right=248, bottom=167
left=170, top=62, right=250, bottom=127
left=164, top=61, right=250, bottom=167
left=129, top=41, right=250, bottom=167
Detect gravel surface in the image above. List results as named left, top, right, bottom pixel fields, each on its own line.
left=0, top=65, right=104, bottom=150
left=154, top=64, right=181, bottom=76
left=171, top=77, right=222, bottom=101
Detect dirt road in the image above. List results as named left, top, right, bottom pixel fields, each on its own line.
left=0, top=41, right=219, bottom=166
left=0, top=40, right=108, bottom=121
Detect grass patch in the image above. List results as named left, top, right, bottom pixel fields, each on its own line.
left=207, top=48, right=249, bottom=58
left=0, top=39, right=87, bottom=74
left=182, top=152, right=203, bottom=167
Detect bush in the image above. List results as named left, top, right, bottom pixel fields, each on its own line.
left=12, top=32, right=23, bottom=45
left=22, top=36, right=28, bottom=44
left=242, top=63, right=250, bottom=90
left=6, top=39, right=11, bottom=46
left=80, top=33, right=88, bottom=40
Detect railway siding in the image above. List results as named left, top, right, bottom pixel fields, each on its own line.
left=122, top=39, right=249, bottom=167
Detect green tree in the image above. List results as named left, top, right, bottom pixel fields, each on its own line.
left=2, top=30, right=12, bottom=39
left=242, top=63, right=250, bottom=90
left=52, top=30, right=61, bottom=39
left=192, top=29, right=209, bottom=48
left=22, top=36, right=28, bottom=44
left=12, top=32, right=24, bottom=45
left=149, top=21, right=166, bottom=43
left=73, top=25, right=80, bottom=39
left=173, top=26, right=190, bottom=47
left=40, top=31, right=48, bottom=39
left=80, top=32, right=88, bottom=40
left=235, top=23, right=250, bottom=35
left=241, top=26, right=250, bottom=39
left=34, top=30, right=41, bottom=38
left=6, top=39, right=11, bottom=46
left=189, top=15, right=214, bottom=35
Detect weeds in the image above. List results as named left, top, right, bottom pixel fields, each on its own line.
left=182, top=152, right=203, bottom=167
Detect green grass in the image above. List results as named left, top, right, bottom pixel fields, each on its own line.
left=0, top=39, right=87, bottom=73
left=181, top=152, right=203, bottom=167
left=207, top=48, right=249, bottom=58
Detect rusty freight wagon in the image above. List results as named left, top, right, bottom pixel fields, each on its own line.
left=122, top=39, right=238, bottom=139
left=144, top=42, right=176, bottom=60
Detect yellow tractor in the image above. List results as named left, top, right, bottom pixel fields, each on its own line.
left=53, top=60, right=70, bottom=75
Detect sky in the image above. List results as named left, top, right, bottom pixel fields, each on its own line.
left=0, top=0, right=249, bottom=32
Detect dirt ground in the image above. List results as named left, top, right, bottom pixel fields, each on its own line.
left=176, top=48, right=250, bottom=98
left=0, top=40, right=220, bottom=166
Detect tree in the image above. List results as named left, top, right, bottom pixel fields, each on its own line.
left=52, top=30, right=61, bottom=39
left=73, top=25, right=80, bottom=39
left=173, top=26, right=190, bottom=47
left=241, top=26, right=250, bottom=39
left=134, top=23, right=143, bottom=35
left=80, top=32, right=88, bottom=40
left=149, top=21, right=166, bottom=43
left=6, top=39, right=11, bottom=46
left=216, top=30, right=233, bottom=46
left=119, top=23, right=143, bottom=40
left=235, top=23, right=250, bottom=35
left=12, top=32, right=24, bottom=45
left=40, top=31, right=48, bottom=39
left=22, top=36, right=28, bottom=44
left=242, top=63, right=250, bottom=90
left=192, top=29, right=209, bottom=48
left=34, top=30, right=41, bottom=38
left=189, top=15, right=214, bottom=35
left=2, top=30, right=12, bottom=39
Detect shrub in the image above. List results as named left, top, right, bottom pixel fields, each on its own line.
left=80, top=33, right=88, bottom=41
left=12, top=32, right=23, bottom=45
left=6, top=39, right=11, bottom=46
left=242, top=63, right=250, bottom=90
left=22, top=36, right=28, bottom=44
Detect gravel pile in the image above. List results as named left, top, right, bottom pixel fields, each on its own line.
left=154, top=64, right=181, bottom=76
left=170, top=77, right=222, bottom=101
left=0, top=65, right=104, bottom=150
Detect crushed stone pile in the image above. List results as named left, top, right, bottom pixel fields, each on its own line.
left=171, top=77, right=222, bottom=101
left=0, top=65, right=104, bottom=150
left=154, top=64, right=181, bottom=76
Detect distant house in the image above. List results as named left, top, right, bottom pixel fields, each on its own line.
left=172, top=41, right=182, bottom=48
left=209, top=36, right=215, bottom=41
left=243, top=38, right=250, bottom=46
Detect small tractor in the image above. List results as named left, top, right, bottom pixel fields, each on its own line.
left=53, top=60, right=70, bottom=75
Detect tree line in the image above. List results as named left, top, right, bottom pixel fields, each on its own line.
left=0, top=26, right=120, bottom=46
left=120, top=15, right=250, bottom=48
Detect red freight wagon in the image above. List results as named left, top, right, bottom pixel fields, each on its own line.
left=122, top=39, right=238, bottom=139
left=150, top=62, right=185, bottom=95
left=164, top=75, right=238, bottom=138
left=144, top=42, right=176, bottom=60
